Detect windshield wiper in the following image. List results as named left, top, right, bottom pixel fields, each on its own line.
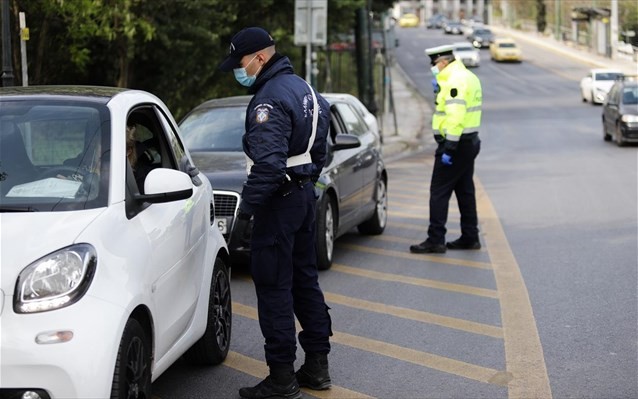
left=0, top=206, right=39, bottom=212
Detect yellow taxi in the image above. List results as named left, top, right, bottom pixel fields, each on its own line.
left=398, top=13, right=419, bottom=28
left=490, top=38, right=523, bottom=62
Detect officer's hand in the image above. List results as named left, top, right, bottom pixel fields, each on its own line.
left=431, top=78, right=440, bottom=94
left=236, top=208, right=252, bottom=220
left=441, top=153, right=453, bottom=166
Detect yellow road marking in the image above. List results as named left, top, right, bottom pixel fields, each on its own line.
left=389, top=192, right=427, bottom=200
left=332, top=264, right=498, bottom=299
left=224, top=351, right=374, bottom=399
left=338, top=243, right=492, bottom=270
left=232, top=302, right=508, bottom=387
left=387, top=221, right=428, bottom=230
left=475, top=180, right=553, bottom=398
left=324, top=292, right=503, bottom=339
left=389, top=210, right=429, bottom=220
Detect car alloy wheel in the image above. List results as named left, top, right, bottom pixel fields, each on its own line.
left=357, top=177, right=388, bottom=235
left=316, top=194, right=335, bottom=271
left=111, top=319, right=151, bottom=399
left=185, top=257, right=232, bottom=365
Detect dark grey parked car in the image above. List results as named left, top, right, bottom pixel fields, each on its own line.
left=602, top=77, right=638, bottom=146
left=179, top=94, right=388, bottom=270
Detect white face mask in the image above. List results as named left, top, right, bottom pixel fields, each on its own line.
left=430, top=65, right=440, bottom=77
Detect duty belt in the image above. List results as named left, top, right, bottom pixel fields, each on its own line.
left=277, top=176, right=312, bottom=197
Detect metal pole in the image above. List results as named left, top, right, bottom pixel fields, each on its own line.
left=610, top=0, right=618, bottom=59
left=1, top=0, right=15, bottom=86
left=19, top=11, right=27, bottom=86
left=305, top=0, right=312, bottom=83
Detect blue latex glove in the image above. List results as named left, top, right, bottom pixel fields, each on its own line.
left=431, top=78, right=440, bottom=94
left=441, top=153, right=453, bottom=166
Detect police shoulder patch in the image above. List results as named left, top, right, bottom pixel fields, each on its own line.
left=255, top=106, right=270, bottom=124
left=450, top=88, right=458, bottom=98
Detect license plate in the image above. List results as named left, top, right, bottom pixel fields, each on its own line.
left=216, top=218, right=228, bottom=234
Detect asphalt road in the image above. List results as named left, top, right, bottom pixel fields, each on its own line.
left=153, top=26, right=637, bottom=399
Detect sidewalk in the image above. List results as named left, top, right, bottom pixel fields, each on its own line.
left=379, top=63, right=433, bottom=160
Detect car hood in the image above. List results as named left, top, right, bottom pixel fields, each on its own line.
left=594, top=81, right=615, bottom=92
left=191, top=151, right=247, bottom=193
left=0, top=209, right=105, bottom=295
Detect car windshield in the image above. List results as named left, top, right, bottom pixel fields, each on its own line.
left=622, top=87, right=638, bottom=105
left=180, top=106, right=246, bottom=151
left=456, top=46, right=474, bottom=52
left=596, top=72, right=622, bottom=81
left=0, top=100, right=110, bottom=212
left=499, top=43, right=517, bottom=48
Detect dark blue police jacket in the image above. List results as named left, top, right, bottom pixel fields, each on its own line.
left=239, top=54, right=330, bottom=215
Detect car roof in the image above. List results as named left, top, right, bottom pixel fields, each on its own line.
left=0, top=85, right=129, bottom=103
left=590, top=68, right=623, bottom=73
left=453, top=42, right=475, bottom=48
left=494, top=37, right=516, bottom=43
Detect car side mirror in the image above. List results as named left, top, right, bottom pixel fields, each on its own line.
left=137, top=168, right=193, bottom=204
left=332, top=134, right=361, bottom=151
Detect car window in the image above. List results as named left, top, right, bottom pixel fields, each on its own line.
left=622, top=87, right=638, bottom=105
left=333, top=102, right=367, bottom=136
left=180, top=106, right=246, bottom=151
left=456, top=45, right=474, bottom=51
left=499, top=43, right=516, bottom=48
left=0, top=100, right=110, bottom=211
left=156, top=107, right=189, bottom=172
left=595, top=73, right=622, bottom=81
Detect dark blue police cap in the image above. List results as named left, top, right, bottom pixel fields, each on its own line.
left=219, top=27, right=275, bottom=72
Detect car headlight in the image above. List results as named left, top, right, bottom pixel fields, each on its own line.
left=621, top=114, right=638, bottom=123
left=14, top=244, right=97, bottom=314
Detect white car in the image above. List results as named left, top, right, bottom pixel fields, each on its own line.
left=452, top=42, right=481, bottom=67
left=580, top=68, right=624, bottom=104
left=322, top=92, right=381, bottom=138
left=0, top=86, right=231, bottom=399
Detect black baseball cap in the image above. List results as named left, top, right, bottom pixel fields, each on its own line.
left=219, top=27, right=275, bottom=72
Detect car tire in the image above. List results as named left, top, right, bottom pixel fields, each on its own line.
left=316, top=193, right=336, bottom=271
left=602, top=117, right=612, bottom=141
left=357, top=177, right=388, bottom=235
left=110, top=318, right=151, bottom=399
left=615, top=123, right=626, bottom=147
left=185, top=257, right=232, bottom=365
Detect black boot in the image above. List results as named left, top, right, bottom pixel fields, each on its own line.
left=296, top=352, right=331, bottom=390
left=239, top=364, right=301, bottom=399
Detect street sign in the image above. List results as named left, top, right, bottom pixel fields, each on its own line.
left=294, top=0, right=327, bottom=46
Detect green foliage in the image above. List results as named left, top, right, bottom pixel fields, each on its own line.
left=11, top=0, right=396, bottom=118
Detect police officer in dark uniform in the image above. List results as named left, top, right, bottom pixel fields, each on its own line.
left=219, top=27, right=333, bottom=399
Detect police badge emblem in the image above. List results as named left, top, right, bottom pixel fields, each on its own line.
left=256, top=107, right=269, bottom=123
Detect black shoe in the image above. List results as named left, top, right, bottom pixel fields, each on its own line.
left=409, top=240, right=446, bottom=254
left=296, top=353, right=331, bottom=390
left=238, top=376, right=301, bottom=399
left=446, top=238, right=481, bottom=250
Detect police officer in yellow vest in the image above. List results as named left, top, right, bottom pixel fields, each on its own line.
left=410, top=44, right=483, bottom=254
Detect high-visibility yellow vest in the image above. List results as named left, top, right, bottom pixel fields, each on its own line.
left=432, top=60, right=482, bottom=146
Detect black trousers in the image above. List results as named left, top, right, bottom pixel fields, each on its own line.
left=250, top=182, right=332, bottom=367
left=427, top=137, right=481, bottom=244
